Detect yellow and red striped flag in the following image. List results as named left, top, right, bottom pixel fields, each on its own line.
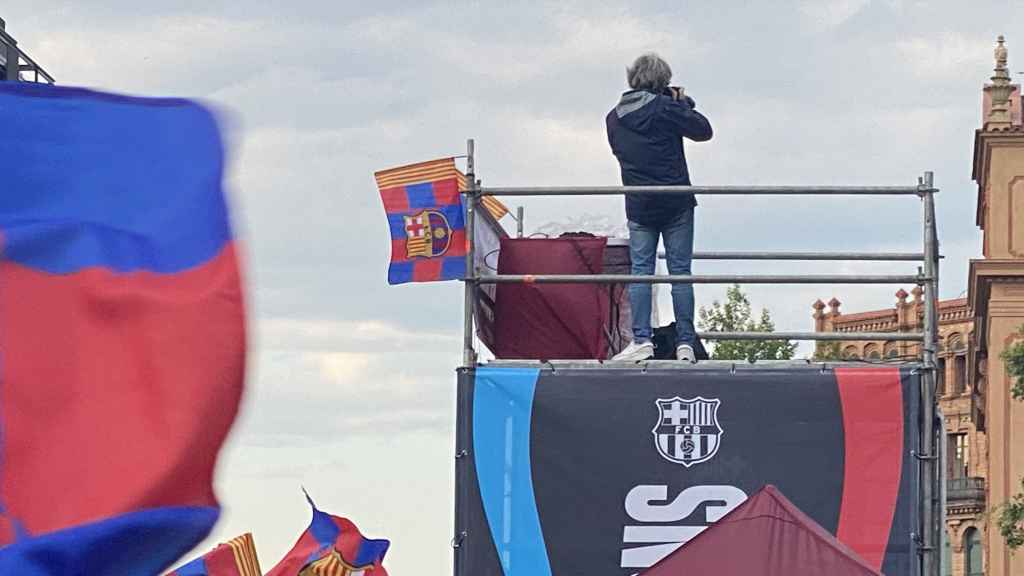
left=167, top=533, right=262, bottom=576
left=456, top=169, right=510, bottom=220
left=299, top=549, right=385, bottom=576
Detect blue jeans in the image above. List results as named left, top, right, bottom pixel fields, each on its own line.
left=628, top=208, right=696, bottom=346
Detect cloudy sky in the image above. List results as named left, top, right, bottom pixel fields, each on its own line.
left=5, top=1, right=1020, bottom=573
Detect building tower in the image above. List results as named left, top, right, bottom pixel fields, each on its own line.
left=969, top=34, right=1024, bottom=576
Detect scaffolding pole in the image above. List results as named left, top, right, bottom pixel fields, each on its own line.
left=481, top=185, right=922, bottom=196
left=462, top=139, right=477, bottom=367
left=700, top=331, right=924, bottom=342
left=479, top=273, right=928, bottom=285
left=920, top=171, right=940, bottom=576
left=674, top=251, right=930, bottom=261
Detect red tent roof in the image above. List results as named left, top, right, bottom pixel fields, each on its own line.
left=639, top=485, right=884, bottom=576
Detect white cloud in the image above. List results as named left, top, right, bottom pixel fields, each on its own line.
left=798, top=0, right=871, bottom=29
left=315, top=351, right=374, bottom=384
left=892, top=32, right=992, bottom=82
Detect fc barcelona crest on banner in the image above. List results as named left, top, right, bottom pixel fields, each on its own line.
left=403, top=210, right=453, bottom=258
left=653, top=397, right=723, bottom=467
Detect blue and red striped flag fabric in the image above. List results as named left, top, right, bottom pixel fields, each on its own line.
left=0, top=83, right=246, bottom=574
left=168, top=533, right=262, bottom=576
left=375, top=157, right=466, bottom=284
left=265, top=493, right=389, bottom=576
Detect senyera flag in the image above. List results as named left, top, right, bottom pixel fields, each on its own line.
left=265, top=493, right=389, bottom=576
left=0, top=83, right=246, bottom=574
left=167, top=533, right=262, bottom=576
left=375, top=157, right=467, bottom=284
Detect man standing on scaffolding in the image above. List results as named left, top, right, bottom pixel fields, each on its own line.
left=607, top=53, right=713, bottom=363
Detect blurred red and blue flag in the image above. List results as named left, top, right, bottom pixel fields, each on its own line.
left=167, top=533, right=262, bottom=576
left=375, top=158, right=467, bottom=284
left=0, top=83, right=246, bottom=574
left=265, top=493, right=389, bottom=576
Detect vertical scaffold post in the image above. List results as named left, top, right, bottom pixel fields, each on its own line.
left=4, top=34, right=19, bottom=82
left=463, top=139, right=478, bottom=367
left=921, top=170, right=939, bottom=576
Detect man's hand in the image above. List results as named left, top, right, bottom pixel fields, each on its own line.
left=669, top=87, right=696, bottom=109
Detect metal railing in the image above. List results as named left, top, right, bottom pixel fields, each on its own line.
left=0, top=22, right=56, bottom=84
left=458, top=138, right=942, bottom=576
left=947, top=477, right=985, bottom=502
left=680, top=251, right=930, bottom=261
left=479, top=273, right=929, bottom=285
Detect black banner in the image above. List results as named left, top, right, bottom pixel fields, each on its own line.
left=455, top=365, right=920, bottom=576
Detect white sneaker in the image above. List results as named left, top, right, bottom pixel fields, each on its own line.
left=676, top=344, right=696, bottom=363
left=611, top=341, right=655, bottom=362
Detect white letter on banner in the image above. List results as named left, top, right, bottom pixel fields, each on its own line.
left=624, top=485, right=747, bottom=523
left=621, top=485, right=747, bottom=569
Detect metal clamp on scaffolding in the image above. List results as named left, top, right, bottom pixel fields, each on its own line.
left=458, top=138, right=942, bottom=576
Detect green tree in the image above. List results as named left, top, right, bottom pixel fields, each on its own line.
left=697, top=285, right=797, bottom=362
left=813, top=341, right=845, bottom=361
left=997, top=333, right=1024, bottom=549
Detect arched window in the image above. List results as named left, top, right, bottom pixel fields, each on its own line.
left=884, top=341, right=900, bottom=359
left=954, top=336, right=968, bottom=352
left=842, top=345, right=859, bottom=360
left=946, top=332, right=962, bottom=350
left=864, top=344, right=881, bottom=360
left=964, top=527, right=983, bottom=576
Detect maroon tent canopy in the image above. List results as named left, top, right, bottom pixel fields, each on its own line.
left=640, top=485, right=884, bottom=576
left=492, top=237, right=611, bottom=360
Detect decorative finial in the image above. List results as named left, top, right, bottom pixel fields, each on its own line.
left=996, top=35, right=1009, bottom=72
left=987, top=35, right=1014, bottom=129
left=828, top=297, right=841, bottom=315
left=896, top=288, right=909, bottom=303
left=812, top=299, right=826, bottom=319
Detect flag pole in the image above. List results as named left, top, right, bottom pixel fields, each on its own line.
left=462, top=139, right=477, bottom=367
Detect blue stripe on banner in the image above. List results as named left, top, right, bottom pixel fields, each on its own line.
left=405, top=182, right=437, bottom=210
left=473, top=367, right=552, bottom=576
left=388, top=261, right=414, bottom=285
left=175, top=557, right=210, bottom=575
left=441, top=256, right=466, bottom=280
left=0, top=505, right=218, bottom=576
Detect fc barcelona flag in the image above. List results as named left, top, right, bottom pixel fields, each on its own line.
left=0, top=83, right=246, bottom=574
left=168, top=533, right=262, bottom=576
left=265, top=494, right=389, bottom=576
left=375, top=158, right=466, bottom=284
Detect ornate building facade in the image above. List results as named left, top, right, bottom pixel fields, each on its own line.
left=813, top=36, right=1024, bottom=576
left=814, top=294, right=984, bottom=576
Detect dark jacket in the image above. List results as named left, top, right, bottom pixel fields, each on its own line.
left=606, top=89, right=713, bottom=226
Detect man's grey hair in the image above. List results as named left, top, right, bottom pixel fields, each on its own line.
left=627, top=53, right=672, bottom=92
